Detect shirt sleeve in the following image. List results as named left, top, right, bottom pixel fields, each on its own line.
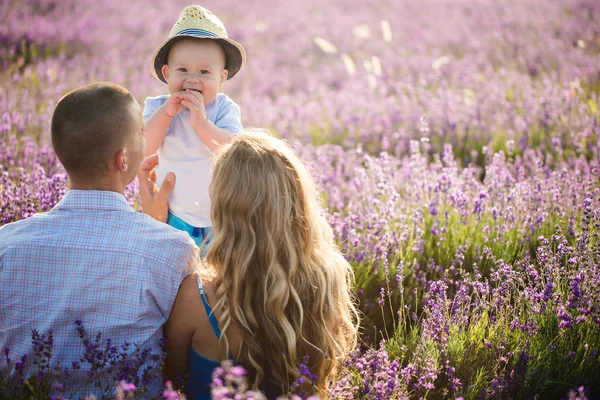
left=152, top=233, right=200, bottom=319
left=142, top=96, right=168, bottom=121
left=214, top=97, right=243, bottom=134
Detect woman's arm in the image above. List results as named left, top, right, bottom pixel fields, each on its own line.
left=163, top=275, right=198, bottom=383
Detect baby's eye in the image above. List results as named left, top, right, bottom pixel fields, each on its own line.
left=178, top=68, right=187, bottom=72
left=200, top=70, right=210, bottom=75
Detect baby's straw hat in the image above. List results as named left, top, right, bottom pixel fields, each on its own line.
left=150, top=5, right=246, bottom=83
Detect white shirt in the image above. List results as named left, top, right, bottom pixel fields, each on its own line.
left=143, top=93, right=243, bottom=227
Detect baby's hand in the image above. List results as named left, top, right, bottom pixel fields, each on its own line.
left=181, top=89, right=207, bottom=130
left=162, top=93, right=186, bottom=118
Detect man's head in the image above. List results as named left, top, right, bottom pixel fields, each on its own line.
left=161, top=38, right=228, bottom=106
left=51, top=82, right=146, bottom=190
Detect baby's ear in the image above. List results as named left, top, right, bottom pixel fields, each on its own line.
left=161, top=64, right=170, bottom=80
left=220, top=69, right=228, bottom=87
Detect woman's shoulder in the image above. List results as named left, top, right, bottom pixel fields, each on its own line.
left=172, top=273, right=203, bottom=311
left=194, top=268, right=218, bottom=297
left=172, top=272, right=217, bottom=333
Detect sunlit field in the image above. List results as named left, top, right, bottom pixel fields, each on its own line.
left=1, top=0, right=599, bottom=398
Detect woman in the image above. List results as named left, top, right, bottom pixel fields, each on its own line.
left=142, top=131, right=359, bottom=399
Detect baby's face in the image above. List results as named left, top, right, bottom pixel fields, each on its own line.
left=162, top=39, right=228, bottom=106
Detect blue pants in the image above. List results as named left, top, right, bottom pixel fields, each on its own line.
left=167, top=212, right=212, bottom=248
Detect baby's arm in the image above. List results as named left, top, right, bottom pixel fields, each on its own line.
left=144, top=105, right=174, bottom=156
left=143, top=94, right=186, bottom=156
left=181, top=90, right=240, bottom=152
left=191, top=120, right=235, bottom=152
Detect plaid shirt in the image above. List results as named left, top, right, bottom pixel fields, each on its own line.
left=0, top=190, right=198, bottom=396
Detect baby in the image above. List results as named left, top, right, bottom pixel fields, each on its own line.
left=143, top=5, right=246, bottom=246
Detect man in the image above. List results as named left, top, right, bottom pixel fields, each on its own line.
left=0, top=82, right=197, bottom=395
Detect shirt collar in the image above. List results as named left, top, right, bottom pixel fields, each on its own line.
left=53, top=190, right=134, bottom=212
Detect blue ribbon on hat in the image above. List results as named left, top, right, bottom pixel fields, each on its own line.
left=176, top=29, right=219, bottom=38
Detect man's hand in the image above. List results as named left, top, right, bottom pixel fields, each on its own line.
left=181, top=89, right=207, bottom=130
left=138, top=154, right=174, bottom=222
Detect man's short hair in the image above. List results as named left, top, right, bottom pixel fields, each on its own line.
left=51, top=82, right=136, bottom=180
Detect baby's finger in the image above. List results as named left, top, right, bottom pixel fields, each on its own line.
left=182, top=93, right=199, bottom=107
left=168, top=94, right=183, bottom=105
left=181, top=99, right=196, bottom=110
left=184, top=90, right=204, bottom=103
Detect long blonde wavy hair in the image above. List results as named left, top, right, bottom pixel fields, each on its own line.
left=204, top=130, right=359, bottom=396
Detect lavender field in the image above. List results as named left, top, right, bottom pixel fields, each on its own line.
left=1, top=0, right=600, bottom=398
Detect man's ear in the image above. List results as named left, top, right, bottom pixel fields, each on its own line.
left=115, top=148, right=128, bottom=172
left=219, top=69, right=228, bottom=89
left=161, top=64, right=170, bottom=81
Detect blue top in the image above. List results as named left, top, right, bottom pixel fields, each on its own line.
left=183, top=278, right=284, bottom=400
left=184, top=277, right=222, bottom=400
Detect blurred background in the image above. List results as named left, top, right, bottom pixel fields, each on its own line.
left=1, top=0, right=599, bottom=398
